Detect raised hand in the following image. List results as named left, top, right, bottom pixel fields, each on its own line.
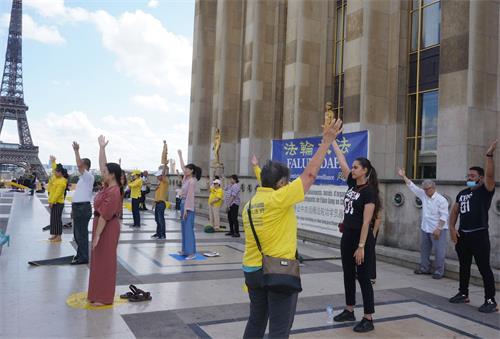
left=98, top=135, right=109, bottom=148
left=49, top=155, right=56, bottom=163
left=177, top=149, right=182, bottom=156
left=251, top=154, right=259, bottom=167
left=72, top=141, right=79, bottom=151
left=486, top=139, right=497, bottom=155
left=323, top=118, right=343, bottom=144
left=397, top=167, right=406, bottom=178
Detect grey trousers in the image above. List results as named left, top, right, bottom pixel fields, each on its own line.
left=420, top=229, right=447, bottom=276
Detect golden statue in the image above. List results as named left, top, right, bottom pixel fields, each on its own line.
left=322, top=101, right=335, bottom=128
left=213, top=128, right=222, bottom=165
left=161, top=140, right=168, bottom=165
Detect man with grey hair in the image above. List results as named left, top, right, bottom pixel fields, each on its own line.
left=398, top=168, right=449, bottom=279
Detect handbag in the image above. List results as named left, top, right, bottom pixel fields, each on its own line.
left=247, top=200, right=302, bottom=293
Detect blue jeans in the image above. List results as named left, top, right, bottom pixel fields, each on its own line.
left=131, top=198, right=140, bottom=226
left=154, top=201, right=166, bottom=237
left=180, top=200, right=196, bottom=255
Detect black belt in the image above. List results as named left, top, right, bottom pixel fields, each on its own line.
left=72, top=201, right=91, bottom=205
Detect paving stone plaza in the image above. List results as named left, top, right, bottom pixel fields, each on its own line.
left=0, top=189, right=498, bottom=338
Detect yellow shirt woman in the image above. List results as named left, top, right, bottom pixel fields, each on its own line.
left=208, top=186, right=224, bottom=207
left=48, top=176, right=67, bottom=204
left=242, top=177, right=305, bottom=269
left=128, top=177, right=143, bottom=199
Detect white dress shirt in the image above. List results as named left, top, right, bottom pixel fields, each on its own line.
left=72, top=170, right=95, bottom=203
left=407, top=181, right=449, bottom=233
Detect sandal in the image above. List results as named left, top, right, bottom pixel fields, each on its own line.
left=128, top=290, right=152, bottom=302
left=120, top=284, right=140, bottom=299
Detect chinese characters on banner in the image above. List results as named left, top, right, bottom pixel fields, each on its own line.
left=272, top=131, right=368, bottom=236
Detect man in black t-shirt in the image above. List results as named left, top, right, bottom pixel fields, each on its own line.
left=448, top=139, right=498, bottom=313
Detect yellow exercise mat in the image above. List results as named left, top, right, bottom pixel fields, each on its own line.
left=4, top=181, right=29, bottom=189
left=66, top=291, right=127, bottom=310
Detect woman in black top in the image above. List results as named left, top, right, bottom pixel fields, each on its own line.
left=332, top=140, right=381, bottom=333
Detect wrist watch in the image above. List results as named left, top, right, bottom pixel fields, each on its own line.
left=358, top=243, right=365, bottom=248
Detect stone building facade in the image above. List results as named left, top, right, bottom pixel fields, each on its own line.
left=187, top=0, right=500, bottom=274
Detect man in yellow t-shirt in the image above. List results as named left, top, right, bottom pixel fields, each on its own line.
left=128, top=170, right=143, bottom=227
left=208, top=179, right=224, bottom=231
left=152, top=167, right=169, bottom=239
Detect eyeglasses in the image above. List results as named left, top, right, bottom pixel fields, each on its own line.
left=423, top=187, right=434, bottom=191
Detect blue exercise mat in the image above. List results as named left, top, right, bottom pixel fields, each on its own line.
left=169, top=253, right=207, bottom=261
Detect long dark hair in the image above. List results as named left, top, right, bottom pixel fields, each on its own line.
left=106, top=162, right=124, bottom=195
left=355, top=157, right=381, bottom=219
left=185, top=163, right=202, bottom=181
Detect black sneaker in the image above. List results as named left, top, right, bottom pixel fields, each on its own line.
left=42, top=225, right=50, bottom=231
left=478, top=299, right=498, bottom=313
left=353, top=317, right=374, bottom=333
left=225, top=232, right=233, bottom=236
left=414, top=269, right=431, bottom=275
left=333, top=309, right=355, bottom=322
left=232, top=234, right=241, bottom=238
left=449, top=293, right=470, bottom=304
left=151, top=234, right=159, bottom=239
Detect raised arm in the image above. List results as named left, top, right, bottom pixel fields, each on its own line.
left=98, top=135, right=109, bottom=175
left=332, top=135, right=350, bottom=180
left=72, top=142, right=85, bottom=174
left=251, top=154, right=262, bottom=185
left=397, top=167, right=425, bottom=198
left=300, top=119, right=343, bottom=193
left=484, top=139, right=497, bottom=192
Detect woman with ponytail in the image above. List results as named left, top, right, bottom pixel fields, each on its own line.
left=87, top=135, right=124, bottom=306
left=332, top=137, right=381, bottom=333
left=177, top=149, right=201, bottom=260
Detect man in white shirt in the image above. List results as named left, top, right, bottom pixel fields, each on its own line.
left=71, top=142, right=95, bottom=265
left=398, top=168, right=449, bottom=279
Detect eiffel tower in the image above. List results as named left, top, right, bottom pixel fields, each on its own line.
left=0, top=0, right=46, bottom=180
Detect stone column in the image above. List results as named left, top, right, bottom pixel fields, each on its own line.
left=188, top=0, right=217, bottom=173
left=282, top=0, right=330, bottom=139
left=351, top=1, right=406, bottom=179
left=239, top=0, right=286, bottom=175
left=211, top=0, right=245, bottom=175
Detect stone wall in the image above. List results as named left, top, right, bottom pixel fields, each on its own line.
left=155, top=174, right=500, bottom=270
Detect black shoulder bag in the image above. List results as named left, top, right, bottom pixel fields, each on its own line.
left=247, top=200, right=302, bottom=293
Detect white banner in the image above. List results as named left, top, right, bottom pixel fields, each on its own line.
left=296, top=185, right=347, bottom=237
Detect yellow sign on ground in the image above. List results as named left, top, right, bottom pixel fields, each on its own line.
left=66, top=292, right=127, bottom=310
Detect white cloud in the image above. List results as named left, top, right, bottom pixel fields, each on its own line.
left=91, top=10, right=192, bottom=96
left=132, top=94, right=170, bottom=113
left=0, top=14, right=65, bottom=44
left=23, top=2, right=192, bottom=96
left=30, top=111, right=188, bottom=171
left=147, top=0, right=160, bottom=8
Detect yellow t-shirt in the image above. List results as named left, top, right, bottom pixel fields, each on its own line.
left=208, top=187, right=224, bottom=207
left=48, top=177, right=67, bottom=204
left=242, top=177, right=305, bottom=268
left=129, top=178, right=143, bottom=199
left=154, top=179, right=169, bottom=202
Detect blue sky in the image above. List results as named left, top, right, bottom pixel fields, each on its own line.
left=0, top=0, right=194, bottom=171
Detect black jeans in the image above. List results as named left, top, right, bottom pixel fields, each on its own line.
left=131, top=198, right=141, bottom=226
left=227, top=204, right=239, bottom=235
left=341, top=227, right=375, bottom=314
left=139, top=191, right=146, bottom=209
left=243, top=270, right=298, bottom=339
left=455, top=229, right=496, bottom=300
left=72, top=202, right=92, bottom=262
left=154, top=201, right=166, bottom=237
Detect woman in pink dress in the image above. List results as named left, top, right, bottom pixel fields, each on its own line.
left=87, top=135, right=123, bottom=306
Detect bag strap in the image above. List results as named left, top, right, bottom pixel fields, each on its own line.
left=247, top=200, right=263, bottom=254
